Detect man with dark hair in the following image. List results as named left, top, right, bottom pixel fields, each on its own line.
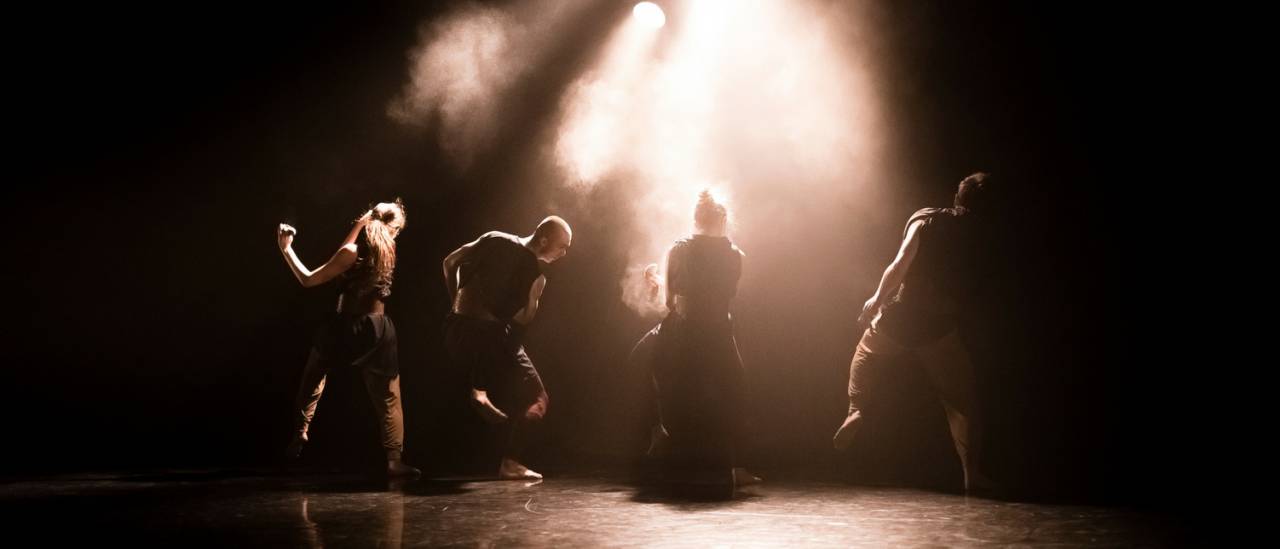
left=443, top=216, right=572, bottom=480
left=833, top=172, right=997, bottom=494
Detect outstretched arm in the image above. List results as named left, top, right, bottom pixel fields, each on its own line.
left=277, top=211, right=369, bottom=288
left=858, top=219, right=924, bottom=327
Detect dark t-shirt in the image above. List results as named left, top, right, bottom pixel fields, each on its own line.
left=878, top=207, right=988, bottom=346
left=458, top=231, right=543, bottom=321
left=667, top=235, right=744, bottom=321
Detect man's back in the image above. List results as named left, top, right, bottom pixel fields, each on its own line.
left=880, top=207, right=989, bottom=346
left=456, top=231, right=542, bottom=321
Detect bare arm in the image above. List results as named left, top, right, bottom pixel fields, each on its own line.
left=858, top=219, right=924, bottom=326
left=442, top=236, right=483, bottom=300
left=277, top=220, right=362, bottom=288
left=511, top=275, right=548, bottom=326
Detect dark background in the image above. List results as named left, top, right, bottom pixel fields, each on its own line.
left=6, top=0, right=1180, bottom=508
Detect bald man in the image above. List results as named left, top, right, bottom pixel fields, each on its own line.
left=443, top=216, right=572, bottom=480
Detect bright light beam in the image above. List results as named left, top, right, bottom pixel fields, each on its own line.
left=633, top=2, right=666, bottom=29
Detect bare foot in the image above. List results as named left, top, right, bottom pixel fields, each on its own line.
left=386, top=460, right=421, bottom=478
left=499, top=459, right=543, bottom=480
left=833, top=411, right=862, bottom=450
left=285, top=432, right=308, bottom=459
left=965, top=470, right=1000, bottom=498
left=470, top=389, right=508, bottom=424
left=733, top=467, right=763, bottom=487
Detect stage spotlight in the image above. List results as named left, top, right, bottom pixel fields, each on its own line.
left=633, top=2, right=666, bottom=29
